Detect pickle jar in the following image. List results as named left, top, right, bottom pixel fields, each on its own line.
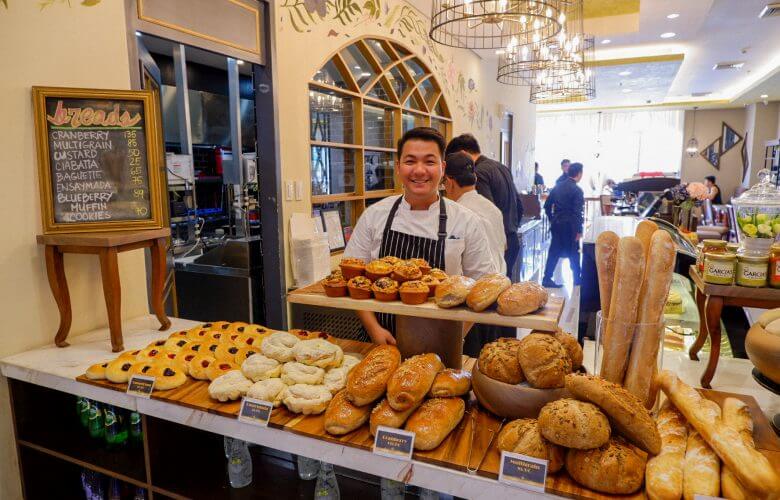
left=704, top=252, right=736, bottom=285
left=736, top=254, right=768, bottom=288
left=770, top=244, right=780, bottom=288
left=698, top=240, right=728, bottom=273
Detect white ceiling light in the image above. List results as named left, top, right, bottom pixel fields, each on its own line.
left=761, top=94, right=769, bottom=98
left=601, top=39, right=611, bottom=44
left=622, top=88, right=632, bottom=93
left=135, top=31, right=143, bottom=37
left=713, top=61, right=745, bottom=70
left=618, top=70, right=632, bottom=76
left=667, top=13, right=679, bottom=19
left=660, top=32, right=676, bottom=39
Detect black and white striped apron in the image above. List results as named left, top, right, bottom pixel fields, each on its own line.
left=376, top=196, right=448, bottom=334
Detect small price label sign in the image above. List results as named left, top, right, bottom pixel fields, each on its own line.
left=498, top=451, right=548, bottom=493
left=126, top=375, right=155, bottom=398
left=372, top=426, right=415, bottom=460
left=238, top=398, right=273, bottom=427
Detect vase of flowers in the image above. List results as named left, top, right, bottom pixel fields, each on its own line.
left=668, top=182, right=708, bottom=232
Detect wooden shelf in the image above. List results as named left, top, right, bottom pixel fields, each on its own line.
left=287, top=282, right=563, bottom=331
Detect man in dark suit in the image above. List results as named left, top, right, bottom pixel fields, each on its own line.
left=543, top=162, right=584, bottom=288
left=555, top=159, right=571, bottom=185
left=445, top=134, right=523, bottom=278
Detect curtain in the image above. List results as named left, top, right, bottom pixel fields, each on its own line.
left=535, top=109, right=684, bottom=193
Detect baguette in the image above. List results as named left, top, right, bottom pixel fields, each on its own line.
left=683, top=400, right=721, bottom=500
left=624, top=230, right=676, bottom=404
left=345, top=345, right=401, bottom=407
left=369, top=398, right=419, bottom=436
left=635, top=220, right=659, bottom=258
left=600, top=236, right=645, bottom=383
left=721, top=398, right=754, bottom=500
left=595, top=231, right=619, bottom=318
left=405, top=397, right=465, bottom=450
left=656, top=371, right=780, bottom=499
left=386, top=353, right=443, bottom=411
left=645, top=400, right=688, bottom=500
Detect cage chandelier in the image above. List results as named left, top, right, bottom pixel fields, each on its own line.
left=529, top=37, right=596, bottom=104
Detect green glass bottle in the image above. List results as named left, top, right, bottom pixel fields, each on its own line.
left=88, top=402, right=104, bottom=439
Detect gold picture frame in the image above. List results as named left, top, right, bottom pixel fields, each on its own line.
left=33, top=86, right=165, bottom=234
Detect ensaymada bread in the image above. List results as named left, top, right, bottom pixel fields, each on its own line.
left=323, top=366, right=349, bottom=394
left=369, top=398, right=420, bottom=436
left=428, top=369, right=471, bottom=398
left=281, top=383, right=333, bottom=415
left=105, top=358, right=135, bottom=383
left=151, top=363, right=187, bottom=391
left=645, top=400, right=688, bottom=500
left=261, top=332, right=300, bottom=362
left=208, top=370, right=252, bottom=402
left=554, top=329, right=583, bottom=370
left=246, top=378, right=287, bottom=407
left=281, top=362, right=325, bottom=385
left=466, top=273, right=511, bottom=312
left=206, top=360, right=241, bottom=381
left=345, top=345, right=401, bottom=406
left=497, top=418, right=565, bottom=473
left=324, top=390, right=372, bottom=435
left=434, top=275, right=475, bottom=308
left=293, top=338, right=343, bottom=368
left=405, top=397, right=465, bottom=451
left=188, top=354, right=216, bottom=381
left=86, top=362, right=109, bottom=380
left=386, top=353, right=444, bottom=411
left=538, top=399, right=611, bottom=449
left=496, top=281, right=549, bottom=316
left=241, top=353, right=281, bottom=382
left=517, top=334, right=571, bottom=389
left=565, top=373, right=661, bottom=455
left=721, top=398, right=754, bottom=500
left=566, top=436, right=647, bottom=495
left=341, top=353, right=362, bottom=372
left=478, top=338, right=524, bottom=384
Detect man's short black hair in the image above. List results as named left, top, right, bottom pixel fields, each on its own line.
left=397, top=127, right=446, bottom=158
left=567, top=162, right=583, bottom=178
left=445, top=134, right=481, bottom=157
left=705, top=175, right=716, bottom=183
left=444, top=152, right=477, bottom=187
left=561, top=159, right=570, bottom=166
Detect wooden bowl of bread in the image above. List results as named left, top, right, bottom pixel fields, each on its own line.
left=470, top=331, right=583, bottom=419
left=745, top=309, right=780, bottom=384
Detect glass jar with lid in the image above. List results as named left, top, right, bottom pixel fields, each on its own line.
left=698, top=239, right=728, bottom=272
left=704, top=252, right=736, bottom=285
left=770, top=244, right=780, bottom=288
left=736, top=254, right=768, bottom=287
left=732, top=169, right=780, bottom=255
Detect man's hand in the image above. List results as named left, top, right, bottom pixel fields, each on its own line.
left=368, top=326, right=396, bottom=345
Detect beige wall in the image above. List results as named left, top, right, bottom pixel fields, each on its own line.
left=680, top=108, right=746, bottom=203
left=274, top=0, right=535, bottom=286
left=0, top=3, right=149, bottom=498
left=745, top=101, right=779, bottom=187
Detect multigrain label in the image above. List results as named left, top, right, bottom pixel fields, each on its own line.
left=238, top=397, right=273, bottom=427
left=126, top=375, right=155, bottom=398
left=498, top=451, right=548, bottom=493
left=373, top=426, right=415, bottom=460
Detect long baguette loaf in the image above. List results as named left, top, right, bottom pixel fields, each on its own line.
left=595, top=231, right=619, bottom=318
left=721, top=398, right=754, bottom=500
left=624, top=230, right=676, bottom=404
left=600, top=236, right=645, bottom=383
left=635, top=220, right=659, bottom=258
left=645, top=400, right=688, bottom=500
left=656, top=371, right=780, bottom=499
left=683, top=400, right=721, bottom=500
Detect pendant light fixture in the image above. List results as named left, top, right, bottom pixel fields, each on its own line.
left=686, top=107, right=700, bottom=157
left=430, top=0, right=564, bottom=50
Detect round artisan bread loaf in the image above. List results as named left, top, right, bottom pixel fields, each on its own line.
left=496, top=418, right=564, bottom=473
left=565, top=436, right=647, bottom=495
left=554, top=329, right=583, bottom=370
left=538, top=398, right=610, bottom=449
left=477, top=338, right=524, bottom=385
left=434, top=275, right=476, bottom=308
left=496, top=281, right=548, bottom=316
left=466, top=273, right=511, bottom=312
left=516, top=333, right=571, bottom=388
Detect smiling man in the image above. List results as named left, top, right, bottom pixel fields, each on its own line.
left=343, top=127, right=497, bottom=344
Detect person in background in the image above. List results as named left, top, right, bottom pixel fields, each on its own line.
left=534, top=162, right=545, bottom=189
left=543, top=162, right=585, bottom=288
left=555, top=159, right=571, bottom=185
left=704, top=175, right=723, bottom=204
left=444, top=134, right=523, bottom=278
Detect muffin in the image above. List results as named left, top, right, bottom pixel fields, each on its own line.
left=392, top=261, right=422, bottom=283
left=429, top=268, right=447, bottom=281
left=380, top=256, right=402, bottom=266
left=420, top=274, right=440, bottom=297
left=399, top=280, right=430, bottom=305
left=339, top=258, right=366, bottom=280
left=365, top=260, right=393, bottom=281
left=407, top=258, right=431, bottom=275
left=372, top=277, right=400, bottom=301
left=322, top=271, right=347, bottom=297
left=347, top=276, right=372, bottom=299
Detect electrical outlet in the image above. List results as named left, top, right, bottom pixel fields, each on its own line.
left=285, top=181, right=294, bottom=201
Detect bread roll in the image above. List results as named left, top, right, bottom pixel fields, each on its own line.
left=466, top=273, right=511, bottom=312
left=496, top=281, right=548, bottom=316
left=324, top=390, right=372, bottom=435
left=683, top=400, right=721, bottom=500
left=600, top=236, right=645, bottom=383
left=345, top=345, right=401, bottom=406
left=595, top=231, right=619, bottom=318
left=386, top=353, right=444, bottom=411
left=517, top=334, right=571, bottom=389
left=477, top=338, right=524, bottom=385
left=645, top=400, right=688, bottom=500
left=405, top=397, right=465, bottom=451
left=635, top=219, right=659, bottom=258
left=369, top=398, right=419, bottom=436
left=566, top=436, right=647, bottom=495
left=428, top=368, right=471, bottom=398
left=497, top=418, right=565, bottom=473
left=538, top=399, right=611, bottom=449
left=434, top=275, right=475, bottom=308
left=721, top=398, right=755, bottom=500
left=564, top=373, right=661, bottom=455
left=554, top=329, right=583, bottom=370
left=656, top=370, right=780, bottom=498
left=624, top=230, right=676, bottom=405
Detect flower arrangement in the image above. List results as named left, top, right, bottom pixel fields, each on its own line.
left=667, top=182, right=708, bottom=209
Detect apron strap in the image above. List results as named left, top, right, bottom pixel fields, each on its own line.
left=437, top=196, right=447, bottom=241
left=382, top=196, right=404, bottom=240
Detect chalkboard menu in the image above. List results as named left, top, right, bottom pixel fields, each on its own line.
left=33, top=87, right=164, bottom=234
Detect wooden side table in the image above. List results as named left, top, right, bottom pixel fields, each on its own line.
left=688, top=266, right=780, bottom=388
left=37, top=228, right=172, bottom=352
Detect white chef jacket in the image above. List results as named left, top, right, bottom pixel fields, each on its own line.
left=455, top=190, right=507, bottom=275
left=343, top=195, right=498, bottom=279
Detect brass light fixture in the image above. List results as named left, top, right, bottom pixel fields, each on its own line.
left=686, top=107, right=700, bottom=157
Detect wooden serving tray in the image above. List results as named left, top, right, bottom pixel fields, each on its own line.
left=287, top=282, right=564, bottom=331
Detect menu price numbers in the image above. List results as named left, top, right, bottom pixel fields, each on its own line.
left=238, top=397, right=273, bottom=427
left=127, top=375, right=155, bottom=398
left=498, top=451, right=548, bottom=493
left=373, top=426, right=415, bottom=461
